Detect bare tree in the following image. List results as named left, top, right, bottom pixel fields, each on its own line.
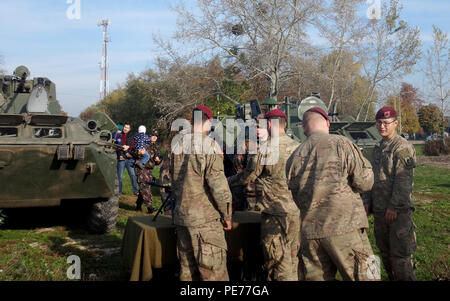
left=172, top=0, right=323, bottom=100
left=317, top=0, right=367, bottom=110
left=356, top=0, right=421, bottom=120
left=423, top=25, right=450, bottom=143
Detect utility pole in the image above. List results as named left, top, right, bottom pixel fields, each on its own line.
left=98, top=19, right=110, bottom=100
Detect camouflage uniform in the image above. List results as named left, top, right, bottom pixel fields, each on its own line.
left=135, top=141, right=160, bottom=210
left=229, top=134, right=300, bottom=281
left=286, top=131, right=377, bottom=281
left=368, top=134, right=417, bottom=281
left=171, top=133, right=232, bottom=281
left=158, top=149, right=172, bottom=200
left=231, top=148, right=257, bottom=211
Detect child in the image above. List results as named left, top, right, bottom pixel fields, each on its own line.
left=133, top=125, right=151, bottom=169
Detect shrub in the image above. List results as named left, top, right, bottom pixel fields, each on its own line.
left=424, top=137, right=450, bottom=156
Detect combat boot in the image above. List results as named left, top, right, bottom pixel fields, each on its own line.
left=147, top=206, right=156, bottom=214
left=135, top=194, right=143, bottom=211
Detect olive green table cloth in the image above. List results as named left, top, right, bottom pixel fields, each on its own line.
left=121, top=211, right=263, bottom=281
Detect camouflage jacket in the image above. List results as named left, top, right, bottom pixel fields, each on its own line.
left=170, top=133, right=232, bottom=227
left=228, top=134, right=300, bottom=216
left=132, top=141, right=160, bottom=170
left=286, top=131, right=374, bottom=239
left=369, top=134, right=416, bottom=213
left=146, top=141, right=160, bottom=169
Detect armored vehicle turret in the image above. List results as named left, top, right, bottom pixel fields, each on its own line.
left=0, top=66, right=118, bottom=233
left=280, top=93, right=381, bottom=160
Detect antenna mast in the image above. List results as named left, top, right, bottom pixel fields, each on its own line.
left=98, top=19, right=110, bottom=100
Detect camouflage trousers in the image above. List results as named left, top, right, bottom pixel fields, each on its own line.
left=374, top=210, right=417, bottom=281
left=176, top=220, right=229, bottom=281
left=299, top=229, right=378, bottom=281
left=135, top=167, right=153, bottom=207
left=260, top=213, right=300, bottom=281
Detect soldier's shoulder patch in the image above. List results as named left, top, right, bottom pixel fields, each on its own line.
left=397, top=147, right=416, bottom=169
left=404, top=157, right=416, bottom=169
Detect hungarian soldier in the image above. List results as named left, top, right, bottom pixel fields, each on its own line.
left=171, top=105, right=233, bottom=281
left=228, top=109, right=300, bottom=281
left=287, top=107, right=377, bottom=281
left=366, top=107, right=417, bottom=281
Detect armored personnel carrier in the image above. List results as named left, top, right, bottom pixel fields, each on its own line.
left=216, top=93, right=380, bottom=159
left=279, top=93, right=381, bottom=160
left=0, top=66, right=118, bottom=233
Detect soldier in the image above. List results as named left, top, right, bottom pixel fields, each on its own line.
left=171, top=105, right=233, bottom=281
left=230, top=136, right=258, bottom=211
left=366, top=107, right=417, bottom=281
left=134, top=130, right=161, bottom=213
left=228, top=109, right=300, bottom=281
left=286, top=107, right=377, bottom=281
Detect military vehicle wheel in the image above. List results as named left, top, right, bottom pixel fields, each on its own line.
left=86, top=196, right=119, bottom=234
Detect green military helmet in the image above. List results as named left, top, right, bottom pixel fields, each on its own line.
left=261, top=97, right=279, bottom=113
left=261, top=97, right=279, bottom=106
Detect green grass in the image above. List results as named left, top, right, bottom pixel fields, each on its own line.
left=0, top=166, right=163, bottom=281
left=0, top=164, right=448, bottom=280
left=410, top=164, right=450, bottom=280
left=121, top=166, right=162, bottom=209
left=414, top=144, right=425, bottom=157
left=0, top=226, right=127, bottom=281
left=364, top=164, right=450, bottom=281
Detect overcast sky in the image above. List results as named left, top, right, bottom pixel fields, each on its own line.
left=0, top=0, right=449, bottom=117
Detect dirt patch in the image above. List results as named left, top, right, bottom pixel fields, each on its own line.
left=417, top=156, right=450, bottom=169
left=34, top=228, right=56, bottom=234
left=60, top=237, right=121, bottom=256
left=28, top=242, right=46, bottom=250
left=120, top=195, right=137, bottom=204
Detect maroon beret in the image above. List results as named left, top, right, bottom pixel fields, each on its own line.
left=376, top=107, right=397, bottom=120
left=194, top=105, right=213, bottom=120
left=305, top=107, right=329, bottom=122
left=264, top=109, right=287, bottom=121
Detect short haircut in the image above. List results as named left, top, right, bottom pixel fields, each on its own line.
left=267, top=116, right=287, bottom=129
left=303, top=111, right=326, bottom=125
left=123, top=122, right=131, bottom=127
